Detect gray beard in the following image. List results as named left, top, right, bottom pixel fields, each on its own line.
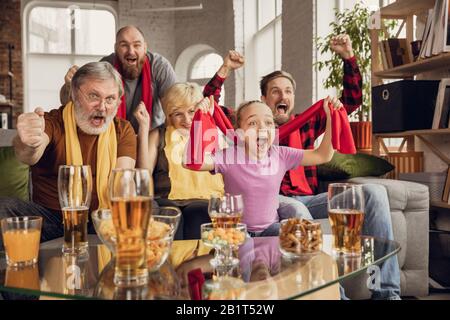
left=74, top=101, right=116, bottom=135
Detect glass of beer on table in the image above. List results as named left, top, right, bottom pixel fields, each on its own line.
left=208, top=194, right=244, bottom=228
left=109, top=168, right=152, bottom=287
left=58, top=165, right=92, bottom=255
left=1, top=216, right=42, bottom=267
left=327, top=183, right=365, bottom=256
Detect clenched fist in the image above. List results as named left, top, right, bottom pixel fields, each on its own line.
left=17, top=108, right=46, bottom=149
left=223, top=50, right=245, bottom=71
left=217, top=50, right=245, bottom=78
left=330, top=34, right=354, bottom=60
left=196, top=96, right=215, bottom=115
left=134, top=101, right=150, bottom=132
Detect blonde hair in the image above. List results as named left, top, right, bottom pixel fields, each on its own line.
left=236, top=100, right=266, bottom=127
left=161, top=82, right=203, bottom=124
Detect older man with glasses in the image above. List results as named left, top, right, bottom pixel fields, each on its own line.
left=0, top=61, right=137, bottom=249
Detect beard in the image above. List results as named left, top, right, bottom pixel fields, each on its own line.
left=274, top=114, right=290, bottom=125
left=118, top=53, right=146, bottom=80
left=74, top=101, right=117, bottom=135
left=273, top=102, right=292, bottom=125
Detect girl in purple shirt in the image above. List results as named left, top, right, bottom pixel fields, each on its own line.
left=184, top=98, right=336, bottom=236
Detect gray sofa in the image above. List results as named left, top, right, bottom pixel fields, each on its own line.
left=318, top=177, right=429, bottom=299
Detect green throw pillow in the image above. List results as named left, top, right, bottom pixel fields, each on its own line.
left=318, top=152, right=395, bottom=181
left=0, top=147, right=29, bottom=201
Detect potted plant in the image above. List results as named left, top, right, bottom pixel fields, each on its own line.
left=315, top=4, right=394, bottom=152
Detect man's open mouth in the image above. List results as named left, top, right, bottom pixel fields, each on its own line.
left=125, top=56, right=137, bottom=65
left=91, top=116, right=105, bottom=126
left=276, top=104, right=288, bottom=115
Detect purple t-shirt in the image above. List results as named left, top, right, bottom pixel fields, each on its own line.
left=213, top=145, right=304, bottom=232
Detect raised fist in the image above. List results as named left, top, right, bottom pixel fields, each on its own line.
left=330, top=34, right=354, bottom=59
left=16, top=108, right=46, bottom=148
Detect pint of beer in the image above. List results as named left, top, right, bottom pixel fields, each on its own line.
left=110, top=169, right=152, bottom=287
left=58, top=165, right=92, bottom=255
left=327, top=183, right=365, bottom=256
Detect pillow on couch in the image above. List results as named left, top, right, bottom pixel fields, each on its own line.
left=318, top=152, right=395, bottom=181
left=0, top=147, right=29, bottom=201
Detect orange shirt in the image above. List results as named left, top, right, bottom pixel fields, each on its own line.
left=31, top=106, right=136, bottom=212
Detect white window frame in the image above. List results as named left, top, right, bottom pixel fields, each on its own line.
left=187, top=51, right=225, bottom=105
left=243, top=0, right=282, bottom=101
left=22, top=1, right=118, bottom=112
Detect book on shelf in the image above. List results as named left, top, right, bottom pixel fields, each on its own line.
left=442, top=167, right=450, bottom=203
left=420, top=0, right=450, bottom=59
left=380, top=39, right=411, bottom=69
left=379, top=41, right=388, bottom=70
left=432, top=79, right=450, bottom=129
left=419, top=8, right=434, bottom=58
left=382, top=40, right=394, bottom=69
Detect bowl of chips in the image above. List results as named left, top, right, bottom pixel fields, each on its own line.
left=92, top=209, right=116, bottom=254
left=92, top=206, right=181, bottom=271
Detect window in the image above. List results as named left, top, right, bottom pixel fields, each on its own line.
left=243, top=0, right=282, bottom=100
left=188, top=53, right=225, bottom=105
left=190, top=53, right=223, bottom=80
left=255, top=0, right=282, bottom=78
left=25, top=4, right=116, bottom=112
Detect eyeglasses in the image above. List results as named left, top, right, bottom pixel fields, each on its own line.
left=77, top=89, right=118, bottom=108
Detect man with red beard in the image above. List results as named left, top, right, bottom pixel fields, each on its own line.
left=60, top=25, right=176, bottom=133
left=0, top=62, right=136, bottom=248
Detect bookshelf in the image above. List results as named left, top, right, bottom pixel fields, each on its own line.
left=371, top=0, right=450, bottom=158
left=372, top=4, right=450, bottom=280
left=374, top=128, right=450, bottom=138
left=431, top=200, right=450, bottom=209
left=374, top=52, right=450, bottom=78
left=380, top=0, right=435, bottom=18
left=0, top=44, right=15, bottom=129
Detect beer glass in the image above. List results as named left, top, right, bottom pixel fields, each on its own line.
left=58, top=165, right=92, bottom=255
left=327, top=183, right=365, bottom=256
left=109, top=168, right=152, bottom=287
left=208, top=194, right=244, bottom=228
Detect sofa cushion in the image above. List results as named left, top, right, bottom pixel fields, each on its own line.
left=0, top=147, right=29, bottom=201
left=318, top=152, right=394, bottom=181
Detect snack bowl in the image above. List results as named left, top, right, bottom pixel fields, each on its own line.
left=92, top=207, right=181, bottom=271
left=201, top=223, right=247, bottom=248
left=279, top=218, right=323, bottom=258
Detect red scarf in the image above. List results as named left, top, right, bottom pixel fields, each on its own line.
left=278, top=99, right=356, bottom=154
left=186, top=99, right=356, bottom=177
left=284, top=117, right=312, bottom=194
left=188, top=268, right=205, bottom=300
left=278, top=100, right=356, bottom=195
left=114, top=56, right=153, bottom=121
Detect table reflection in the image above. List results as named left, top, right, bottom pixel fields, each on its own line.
left=94, top=259, right=187, bottom=300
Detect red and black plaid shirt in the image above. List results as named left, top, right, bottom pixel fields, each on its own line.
left=203, top=56, right=362, bottom=195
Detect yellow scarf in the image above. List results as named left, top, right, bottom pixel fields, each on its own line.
left=169, top=240, right=212, bottom=269
left=164, top=126, right=224, bottom=200
left=63, top=102, right=117, bottom=209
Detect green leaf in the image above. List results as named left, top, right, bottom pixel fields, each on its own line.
left=315, top=3, right=395, bottom=121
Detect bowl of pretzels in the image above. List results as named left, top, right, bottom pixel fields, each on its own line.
left=279, top=218, right=323, bottom=258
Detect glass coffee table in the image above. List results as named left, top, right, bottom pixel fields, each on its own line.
left=0, top=234, right=400, bottom=300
